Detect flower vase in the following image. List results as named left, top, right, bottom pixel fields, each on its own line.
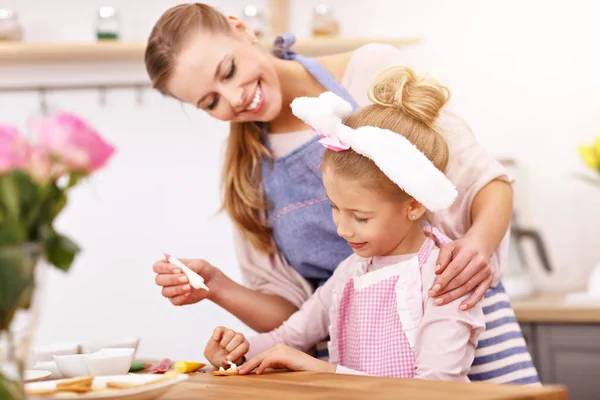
left=0, top=243, right=43, bottom=400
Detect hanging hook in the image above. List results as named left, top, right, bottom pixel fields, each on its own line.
left=135, top=85, right=144, bottom=106
left=99, top=86, right=107, bottom=107
left=38, top=88, right=49, bottom=116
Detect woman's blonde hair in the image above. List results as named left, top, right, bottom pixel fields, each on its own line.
left=145, top=3, right=274, bottom=253
left=323, top=66, right=451, bottom=203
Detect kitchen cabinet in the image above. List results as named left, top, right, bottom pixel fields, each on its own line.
left=513, top=292, right=600, bottom=400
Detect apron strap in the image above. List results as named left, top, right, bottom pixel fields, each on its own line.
left=273, top=33, right=360, bottom=111
left=418, top=226, right=452, bottom=268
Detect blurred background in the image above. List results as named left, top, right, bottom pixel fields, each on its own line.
left=1, top=0, right=599, bottom=397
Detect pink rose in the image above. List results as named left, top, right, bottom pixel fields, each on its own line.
left=0, top=124, right=30, bottom=174
left=33, top=112, right=115, bottom=173
left=25, top=146, right=56, bottom=183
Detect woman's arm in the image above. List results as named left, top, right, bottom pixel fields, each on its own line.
left=432, top=180, right=513, bottom=309
left=467, top=179, right=513, bottom=258
left=212, top=276, right=299, bottom=332
left=428, top=110, right=514, bottom=309
left=153, top=258, right=298, bottom=333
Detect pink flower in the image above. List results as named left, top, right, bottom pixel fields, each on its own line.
left=25, top=146, right=55, bottom=182
left=33, top=112, right=115, bottom=173
left=0, top=124, right=31, bottom=174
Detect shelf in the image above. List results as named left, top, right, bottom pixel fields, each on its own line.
left=0, top=37, right=420, bottom=64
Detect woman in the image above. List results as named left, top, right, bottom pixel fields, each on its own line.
left=146, top=3, right=539, bottom=384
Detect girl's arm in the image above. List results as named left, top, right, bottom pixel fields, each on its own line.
left=242, top=271, right=337, bottom=359
left=416, top=256, right=486, bottom=380
left=212, top=278, right=302, bottom=333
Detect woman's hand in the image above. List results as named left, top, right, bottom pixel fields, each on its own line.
left=153, top=258, right=224, bottom=306
left=430, top=235, right=493, bottom=310
left=238, top=344, right=336, bottom=375
left=204, top=327, right=249, bottom=369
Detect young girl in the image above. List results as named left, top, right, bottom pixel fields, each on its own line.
left=203, top=66, right=485, bottom=380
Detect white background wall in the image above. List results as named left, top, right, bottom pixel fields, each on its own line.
left=1, top=0, right=599, bottom=361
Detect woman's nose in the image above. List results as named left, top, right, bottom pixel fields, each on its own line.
left=222, top=86, right=245, bottom=110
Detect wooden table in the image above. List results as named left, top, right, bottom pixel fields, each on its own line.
left=160, top=369, right=568, bottom=400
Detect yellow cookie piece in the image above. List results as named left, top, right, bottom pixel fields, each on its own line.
left=174, top=361, right=206, bottom=373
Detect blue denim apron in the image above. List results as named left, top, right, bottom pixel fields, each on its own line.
left=263, top=34, right=539, bottom=384
left=262, top=34, right=359, bottom=289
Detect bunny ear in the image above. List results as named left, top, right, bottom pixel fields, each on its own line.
left=318, top=92, right=354, bottom=119
left=290, top=91, right=353, bottom=135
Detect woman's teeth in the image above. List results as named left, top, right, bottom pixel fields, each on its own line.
left=246, top=86, right=262, bottom=111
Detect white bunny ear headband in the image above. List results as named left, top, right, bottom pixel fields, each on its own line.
left=290, top=91, right=458, bottom=212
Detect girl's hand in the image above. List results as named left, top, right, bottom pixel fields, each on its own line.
left=153, top=258, right=224, bottom=306
left=238, top=344, right=336, bottom=375
left=204, top=327, right=249, bottom=369
left=430, top=236, right=493, bottom=310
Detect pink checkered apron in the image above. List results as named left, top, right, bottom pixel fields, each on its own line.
left=336, top=229, right=448, bottom=377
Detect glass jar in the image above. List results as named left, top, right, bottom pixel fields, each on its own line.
left=0, top=9, right=23, bottom=41
left=96, top=6, right=120, bottom=40
left=241, top=5, right=268, bottom=38
left=0, top=243, right=43, bottom=400
left=311, top=4, right=339, bottom=37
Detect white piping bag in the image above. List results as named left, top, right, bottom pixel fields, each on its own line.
left=163, top=253, right=209, bottom=291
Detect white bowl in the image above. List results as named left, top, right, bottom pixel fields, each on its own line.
left=53, top=348, right=135, bottom=378
left=53, top=354, right=89, bottom=378
left=31, top=361, right=63, bottom=380
left=33, top=342, right=80, bottom=362
left=80, top=336, right=139, bottom=355
left=85, top=348, right=135, bottom=376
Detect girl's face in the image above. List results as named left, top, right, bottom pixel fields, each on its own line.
left=166, top=19, right=282, bottom=123
left=323, top=166, right=426, bottom=258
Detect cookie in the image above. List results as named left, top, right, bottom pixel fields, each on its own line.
left=212, top=368, right=239, bottom=376
left=56, top=376, right=93, bottom=389
left=106, top=381, right=139, bottom=390
left=26, top=387, right=57, bottom=396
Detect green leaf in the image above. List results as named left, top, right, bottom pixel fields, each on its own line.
left=0, top=173, right=20, bottom=220
left=49, top=189, right=68, bottom=221
left=0, top=221, right=26, bottom=245
left=0, top=247, right=36, bottom=321
left=0, top=375, right=25, bottom=400
left=44, top=233, right=80, bottom=272
left=67, top=172, right=88, bottom=189
left=11, top=170, right=38, bottom=208
left=571, top=172, right=600, bottom=188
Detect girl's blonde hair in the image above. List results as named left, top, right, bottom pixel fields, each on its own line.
left=323, top=66, right=451, bottom=203
left=145, top=3, right=274, bottom=253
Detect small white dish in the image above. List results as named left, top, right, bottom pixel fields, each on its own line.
left=54, top=348, right=135, bottom=378
left=85, top=348, right=135, bottom=376
left=80, top=336, right=139, bottom=355
left=24, top=369, right=52, bottom=383
left=53, top=353, right=89, bottom=378
left=33, top=342, right=80, bottom=362
left=32, top=361, right=63, bottom=380
left=25, top=373, right=189, bottom=400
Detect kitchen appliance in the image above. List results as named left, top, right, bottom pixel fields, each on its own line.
left=501, top=159, right=555, bottom=299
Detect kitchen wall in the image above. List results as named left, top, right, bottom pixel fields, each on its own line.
left=1, top=0, right=599, bottom=360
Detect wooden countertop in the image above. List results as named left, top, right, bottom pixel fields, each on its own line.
left=512, top=290, right=600, bottom=323
left=162, top=369, right=566, bottom=400
left=0, top=37, right=420, bottom=64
